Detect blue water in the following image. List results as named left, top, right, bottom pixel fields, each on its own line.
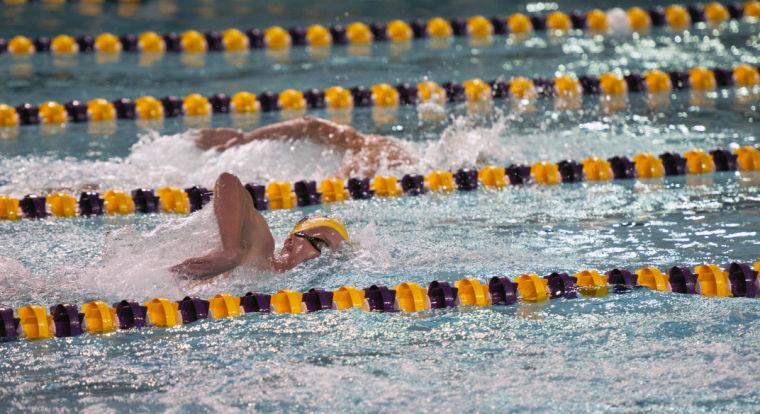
left=1, top=1, right=760, bottom=412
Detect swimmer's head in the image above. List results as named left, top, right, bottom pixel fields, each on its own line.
left=290, top=216, right=349, bottom=241
left=277, top=216, right=349, bottom=269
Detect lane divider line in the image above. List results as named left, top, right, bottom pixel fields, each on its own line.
left=1, top=2, right=758, bottom=56
left=1, top=146, right=758, bottom=221
left=2, top=262, right=758, bottom=342
left=1, top=65, right=758, bottom=129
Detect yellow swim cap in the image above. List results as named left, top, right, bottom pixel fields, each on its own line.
left=290, top=216, right=349, bottom=240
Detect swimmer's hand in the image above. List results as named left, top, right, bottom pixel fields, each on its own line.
left=171, top=250, right=241, bottom=280
left=194, top=128, right=244, bottom=151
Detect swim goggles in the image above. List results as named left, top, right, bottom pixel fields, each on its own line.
left=294, top=231, right=328, bottom=253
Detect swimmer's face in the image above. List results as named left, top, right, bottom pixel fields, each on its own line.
left=281, top=226, right=345, bottom=265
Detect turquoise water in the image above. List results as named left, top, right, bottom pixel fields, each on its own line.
left=1, top=1, right=760, bottom=412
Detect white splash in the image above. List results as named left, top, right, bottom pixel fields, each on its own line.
left=0, top=112, right=723, bottom=196
left=78, top=205, right=222, bottom=299
left=418, top=113, right=510, bottom=172
left=0, top=115, right=510, bottom=195
left=0, top=256, right=32, bottom=300
left=0, top=129, right=344, bottom=195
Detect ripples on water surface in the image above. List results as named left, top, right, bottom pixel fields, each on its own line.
left=1, top=129, right=758, bottom=411
left=2, top=24, right=758, bottom=104
left=0, top=1, right=759, bottom=412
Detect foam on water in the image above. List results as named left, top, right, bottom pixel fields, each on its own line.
left=0, top=112, right=503, bottom=193
left=70, top=204, right=394, bottom=301
left=84, top=206, right=222, bottom=299
left=0, top=130, right=343, bottom=195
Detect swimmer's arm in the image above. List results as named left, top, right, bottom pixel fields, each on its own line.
left=171, top=173, right=274, bottom=280
left=248, top=117, right=418, bottom=176
left=198, top=116, right=386, bottom=152
left=170, top=250, right=242, bottom=281
left=194, top=127, right=245, bottom=151
left=234, top=116, right=365, bottom=149
left=195, top=116, right=418, bottom=176
left=194, top=117, right=331, bottom=151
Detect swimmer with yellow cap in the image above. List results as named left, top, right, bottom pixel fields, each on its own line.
left=172, top=172, right=349, bottom=280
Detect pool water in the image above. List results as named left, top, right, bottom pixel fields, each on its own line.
left=1, top=1, right=760, bottom=412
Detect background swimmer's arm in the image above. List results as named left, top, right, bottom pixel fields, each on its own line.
left=194, top=116, right=417, bottom=176
left=205, top=116, right=368, bottom=150
left=196, top=116, right=403, bottom=153
left=194, top=128, right=245, bottom=151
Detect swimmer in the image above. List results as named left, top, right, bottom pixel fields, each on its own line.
left=194, top=115, right=417, bottom=177
left=176, top=116, right=418, bottom=280
left=171, top=172, right=349, bottom=280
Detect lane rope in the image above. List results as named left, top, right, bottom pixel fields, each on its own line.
left=0, top=64, right=758, bottom=130
left=1, top=2, right=758, bottom=56
left=1, top=146, right=758, bottom=221
left=1, top=261, right=758, bottom=342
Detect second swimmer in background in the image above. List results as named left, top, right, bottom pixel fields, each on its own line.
left=193, top=115, right=418, bottom=178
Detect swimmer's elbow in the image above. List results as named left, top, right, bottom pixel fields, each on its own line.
left=216, top=172, right=242, bottom=188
